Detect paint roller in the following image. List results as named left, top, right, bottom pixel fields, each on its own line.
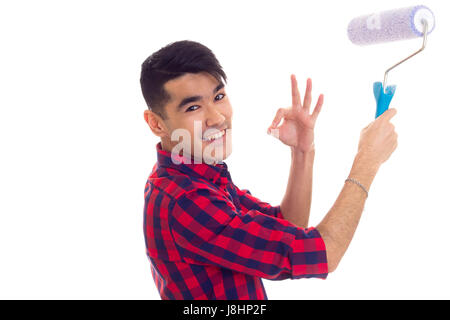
left=347, top=5, right=435, bottom=118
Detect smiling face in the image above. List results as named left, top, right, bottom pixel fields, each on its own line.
left=144, top=72, right=233, bottom=165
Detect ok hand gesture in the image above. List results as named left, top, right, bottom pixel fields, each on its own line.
left=267, top=75, right=324, bottom=154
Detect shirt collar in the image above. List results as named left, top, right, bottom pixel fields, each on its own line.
left=155, top=142, right=230, bottom=185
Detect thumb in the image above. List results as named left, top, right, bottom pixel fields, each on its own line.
left=377, top=108, right=397, bottom=122
left=267, top=127, right=280, bottom=139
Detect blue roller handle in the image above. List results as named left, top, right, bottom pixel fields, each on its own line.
left=373, top=82, right=396, bottom=118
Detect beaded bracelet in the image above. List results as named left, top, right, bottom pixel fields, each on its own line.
left=345, top=178, right=369, bottom=198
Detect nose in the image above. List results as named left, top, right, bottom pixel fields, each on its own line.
left=205, top=106, right=226, bottom=128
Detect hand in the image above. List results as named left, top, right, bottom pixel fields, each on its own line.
left=357, top=108, right=398, bottom=169
left=267, top=75, right=324, bottom=153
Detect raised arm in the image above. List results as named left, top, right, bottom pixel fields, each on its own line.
left=267, top=75, right=323, bottom=227
left=317, top=108, right=398, bottom=272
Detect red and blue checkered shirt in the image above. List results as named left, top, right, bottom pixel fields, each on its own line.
left=143, top=142, right=328, bottom=300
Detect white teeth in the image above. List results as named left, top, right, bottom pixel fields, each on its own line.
left=203, top=129, right=225, bottom=141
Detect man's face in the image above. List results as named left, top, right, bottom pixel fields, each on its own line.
left=149, top=72, right=233, bottom=165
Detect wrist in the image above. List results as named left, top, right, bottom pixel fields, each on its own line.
left=354, top=152, right=380, bottom=171
left=291, top=143, right=315, bottom=159
left=350, top=152, right=379, bottom=191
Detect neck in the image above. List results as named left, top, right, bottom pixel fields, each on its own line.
left=160, top=140, right=223, bottom=166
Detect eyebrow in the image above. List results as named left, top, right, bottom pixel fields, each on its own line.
left=176, top=82, right=225, bottom=111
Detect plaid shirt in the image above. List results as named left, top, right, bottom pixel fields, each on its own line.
left=143, top=142, right=328, bottom=300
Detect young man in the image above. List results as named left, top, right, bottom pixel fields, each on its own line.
left=141, top=40, right=398, bottom=300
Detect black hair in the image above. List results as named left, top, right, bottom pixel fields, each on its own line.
left=140, top=40, right=227, bottom=119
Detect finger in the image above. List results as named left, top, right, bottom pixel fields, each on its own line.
left=291, top=74, right=302, bottom=110
left=380, top=108, right=397, bottom=121
left=303, top=78, right=312, bottom=112
left=269, top=108, right=287, bottom=130
left=311, top=94, right=324, bottom=123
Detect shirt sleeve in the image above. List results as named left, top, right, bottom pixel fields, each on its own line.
left=169, top=187, right=328, bottom=281
left=234, top=186, right=284, bottom=220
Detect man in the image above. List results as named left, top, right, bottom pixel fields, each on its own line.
left=141, top=40, right=398, bottom=300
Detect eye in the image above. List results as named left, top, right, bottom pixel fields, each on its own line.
left=185, top=93, right=226, bottom=112
left=186, top=105, right=200, bottom=112
left=215, top=93, right=226, bottom=101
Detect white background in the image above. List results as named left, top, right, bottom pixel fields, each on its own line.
left=0, top=0, right=449, bottom=299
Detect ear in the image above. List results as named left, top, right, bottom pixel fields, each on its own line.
left=143, top=109, right=169, bottom=138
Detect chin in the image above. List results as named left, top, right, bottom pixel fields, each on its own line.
left=200, top=129, right=232, bottom=164
left=201, top=138, right=232, bottom=165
